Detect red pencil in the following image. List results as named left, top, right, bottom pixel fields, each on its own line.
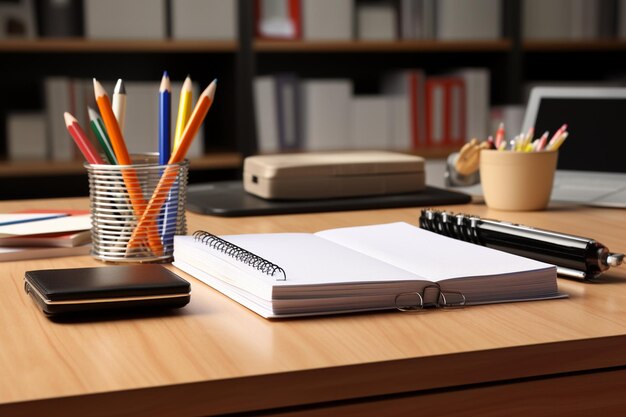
left=64, top=112, right=105, bottom=164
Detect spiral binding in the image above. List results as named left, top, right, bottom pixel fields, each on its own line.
left=419, top=209, right=483, bottom=245
left=193, top=231, right=287, bottom=280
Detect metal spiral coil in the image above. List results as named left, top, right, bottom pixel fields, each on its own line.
left=193, top=231, right=287, bottom=280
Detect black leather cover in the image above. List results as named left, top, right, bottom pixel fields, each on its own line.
left=24, top=265, right=191, bottom=315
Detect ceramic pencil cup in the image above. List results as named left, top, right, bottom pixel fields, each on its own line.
left=86, top=153, right=189, bottom=262
left=479, top=149, right=558, bottom=211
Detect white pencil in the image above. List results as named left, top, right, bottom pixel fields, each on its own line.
left=112, top=79, right=127, bottom=134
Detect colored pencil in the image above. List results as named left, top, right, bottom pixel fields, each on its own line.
left=93, top=79, right=163, bottom=255
left=64, top=112, right=105, bottom=165
left=87, top=107, right=118, bottom=164
left=170, top=79, right=217, bottom=163
left=112, top=79, right=127, bottom=134
left=173, top=75, right=193, bottom=152
left=128, top=79, right=217, bottom=252
left=93, top=79, right=132, bottom=164
left=494, top=122, right=505, bottom=149
left=159, top=71, right=171, bottom=165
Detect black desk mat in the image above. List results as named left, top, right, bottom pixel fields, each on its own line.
left=186, top=181, right=471, bottom=217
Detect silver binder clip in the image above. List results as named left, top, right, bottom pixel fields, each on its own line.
left=395, top=292, right=424, bottom=312
left=395, top=285, right=441, bottom=312
left=439, top=291, right=466, bottom=308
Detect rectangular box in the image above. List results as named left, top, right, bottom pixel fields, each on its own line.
left=244, top=150, right=425, bottom=200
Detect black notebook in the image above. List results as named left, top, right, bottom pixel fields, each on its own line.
left=173, top=222, right=564, bottom=318
left=185, top=181, right=471, bottom=217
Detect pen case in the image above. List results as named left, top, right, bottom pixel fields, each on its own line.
left=243, top=150, right=426, bottom=200
left=24, top=265, right=191, bottom=316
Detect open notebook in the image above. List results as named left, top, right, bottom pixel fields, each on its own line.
left=173, top=222, right=563, bottom=318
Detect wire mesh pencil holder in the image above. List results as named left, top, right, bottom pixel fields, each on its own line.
left=86, top=153, right=189, bottom=263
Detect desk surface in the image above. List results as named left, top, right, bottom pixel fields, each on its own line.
left=1, top=197, right=625, bottom=416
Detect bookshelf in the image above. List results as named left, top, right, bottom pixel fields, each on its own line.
left=254, top=40, right=513, bottom=53
left=2, top=0, right=626, bottom=198
left=0, top=39, right=238, bottom=53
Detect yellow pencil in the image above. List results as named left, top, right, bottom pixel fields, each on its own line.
left=173, top=75, right=193, bottom=152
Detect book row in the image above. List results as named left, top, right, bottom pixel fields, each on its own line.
left=5, top=0, right=626, bottom=42
left=253, top=68, right=491, bottom=153
left=6, top=78, right=204, bottom=162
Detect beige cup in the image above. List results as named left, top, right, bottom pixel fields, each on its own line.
left=480, top=149, right=558, bottom=211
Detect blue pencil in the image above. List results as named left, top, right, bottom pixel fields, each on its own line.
left=159, top=71, right=171, bottom=165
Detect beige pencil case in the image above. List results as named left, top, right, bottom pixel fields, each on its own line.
left=243, top=151, right=426, bottom=200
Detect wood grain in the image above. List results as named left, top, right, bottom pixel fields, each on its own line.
left=0, top=199, right=624, bottom=416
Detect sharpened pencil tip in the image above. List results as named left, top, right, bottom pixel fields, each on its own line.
left=64, top=112, right=76, bottom=126
left=205, top=79, right=217, bottom=100
left=160, top=73, right=171, bottom=92
left=182, top=76, right=192, bottom=91
left=163, top=70, right=169, bottom=78
left=114, top=79, right=126, bottom=95
left=87, top=107, right=99, bottom=120
left=93, top=78, right=106, bottom=98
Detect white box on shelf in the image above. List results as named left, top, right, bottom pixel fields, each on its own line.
left=301, top=79, right=352, bottom=150
left=84, top=0, right=166, bottom=39
left=171, top=0, right=237, bottom=40
left=302, top=0, right=353, bottom=40
left=7, top=112, right=47, bottom=160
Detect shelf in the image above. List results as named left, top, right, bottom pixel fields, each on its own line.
left=0, top=39, right=239, bottom=53
left=255, top=39, right=512, bottom=53
left=0, top=152, right=242, bottom=177
left=524, top=40, right=626, bottom=51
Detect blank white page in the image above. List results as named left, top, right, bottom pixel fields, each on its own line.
left=216, top=233, right=426, bottom=286
left=316, top=222, right=553, bottom=282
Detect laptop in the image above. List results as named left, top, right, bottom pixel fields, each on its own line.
left=521, top=87, right=626, bottom=207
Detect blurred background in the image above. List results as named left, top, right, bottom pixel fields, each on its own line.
left=1, top=0, right=625, bottom=199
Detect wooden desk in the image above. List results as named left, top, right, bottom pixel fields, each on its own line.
left=1, top=198, right=625, bottom=416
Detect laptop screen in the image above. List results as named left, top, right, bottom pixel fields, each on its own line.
left=532, top=97, right=626, bottom=173
left=523, top=87, right=626, bottom=173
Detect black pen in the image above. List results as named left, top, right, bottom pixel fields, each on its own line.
left=419, top=209, right=624, bottom=280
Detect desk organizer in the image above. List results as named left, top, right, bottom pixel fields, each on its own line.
left=86, top=153, right=188, bottom=263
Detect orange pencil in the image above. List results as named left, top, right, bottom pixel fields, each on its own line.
left=93, top=79, right=131, bottom=164
left=128, top=80, right=217, bottom=252
left=64, top=112, right=105, bottom=165
left=169, top=79, right=217, bottom=164
left=93, top=78, right=163, bottom=255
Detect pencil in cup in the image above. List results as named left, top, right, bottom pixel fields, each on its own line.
left=162, top=75, right=192, bottom=246
left=87, top=155, right=189, bottom=262
left=93, top=78, right=164, bottom=255
left=127, top=80, right=217, bottom=252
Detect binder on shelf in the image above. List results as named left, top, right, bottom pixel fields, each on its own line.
left=7, top=112, right=47, bottom=161
left=436, top=0, right=502, bottom=40
left=255, top=0, right=301, bottom=40
left=275, top=73, right=302, bottom=150
left=171, top=0, right=237, bottom=40
left=301, top=0, right=353, bottom=41
left=454, top=68, right=490, bottom=142
left=173, top=222, right=563, bottom=318
left=301, top=79, right=352, bottom=150
left=84, top=0, right=166, bottom=40
left=350, top=96, right=392, bottom=150
left=382, top=70, right=426, bottom=150
left=253, top=76, right=280, bottom=153
left=424, top=76, right=466, bottom=147
left=356, top=2, right=397, bottom=41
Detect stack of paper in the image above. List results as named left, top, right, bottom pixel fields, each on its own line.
left=0, top=211, right=92, bottom=262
